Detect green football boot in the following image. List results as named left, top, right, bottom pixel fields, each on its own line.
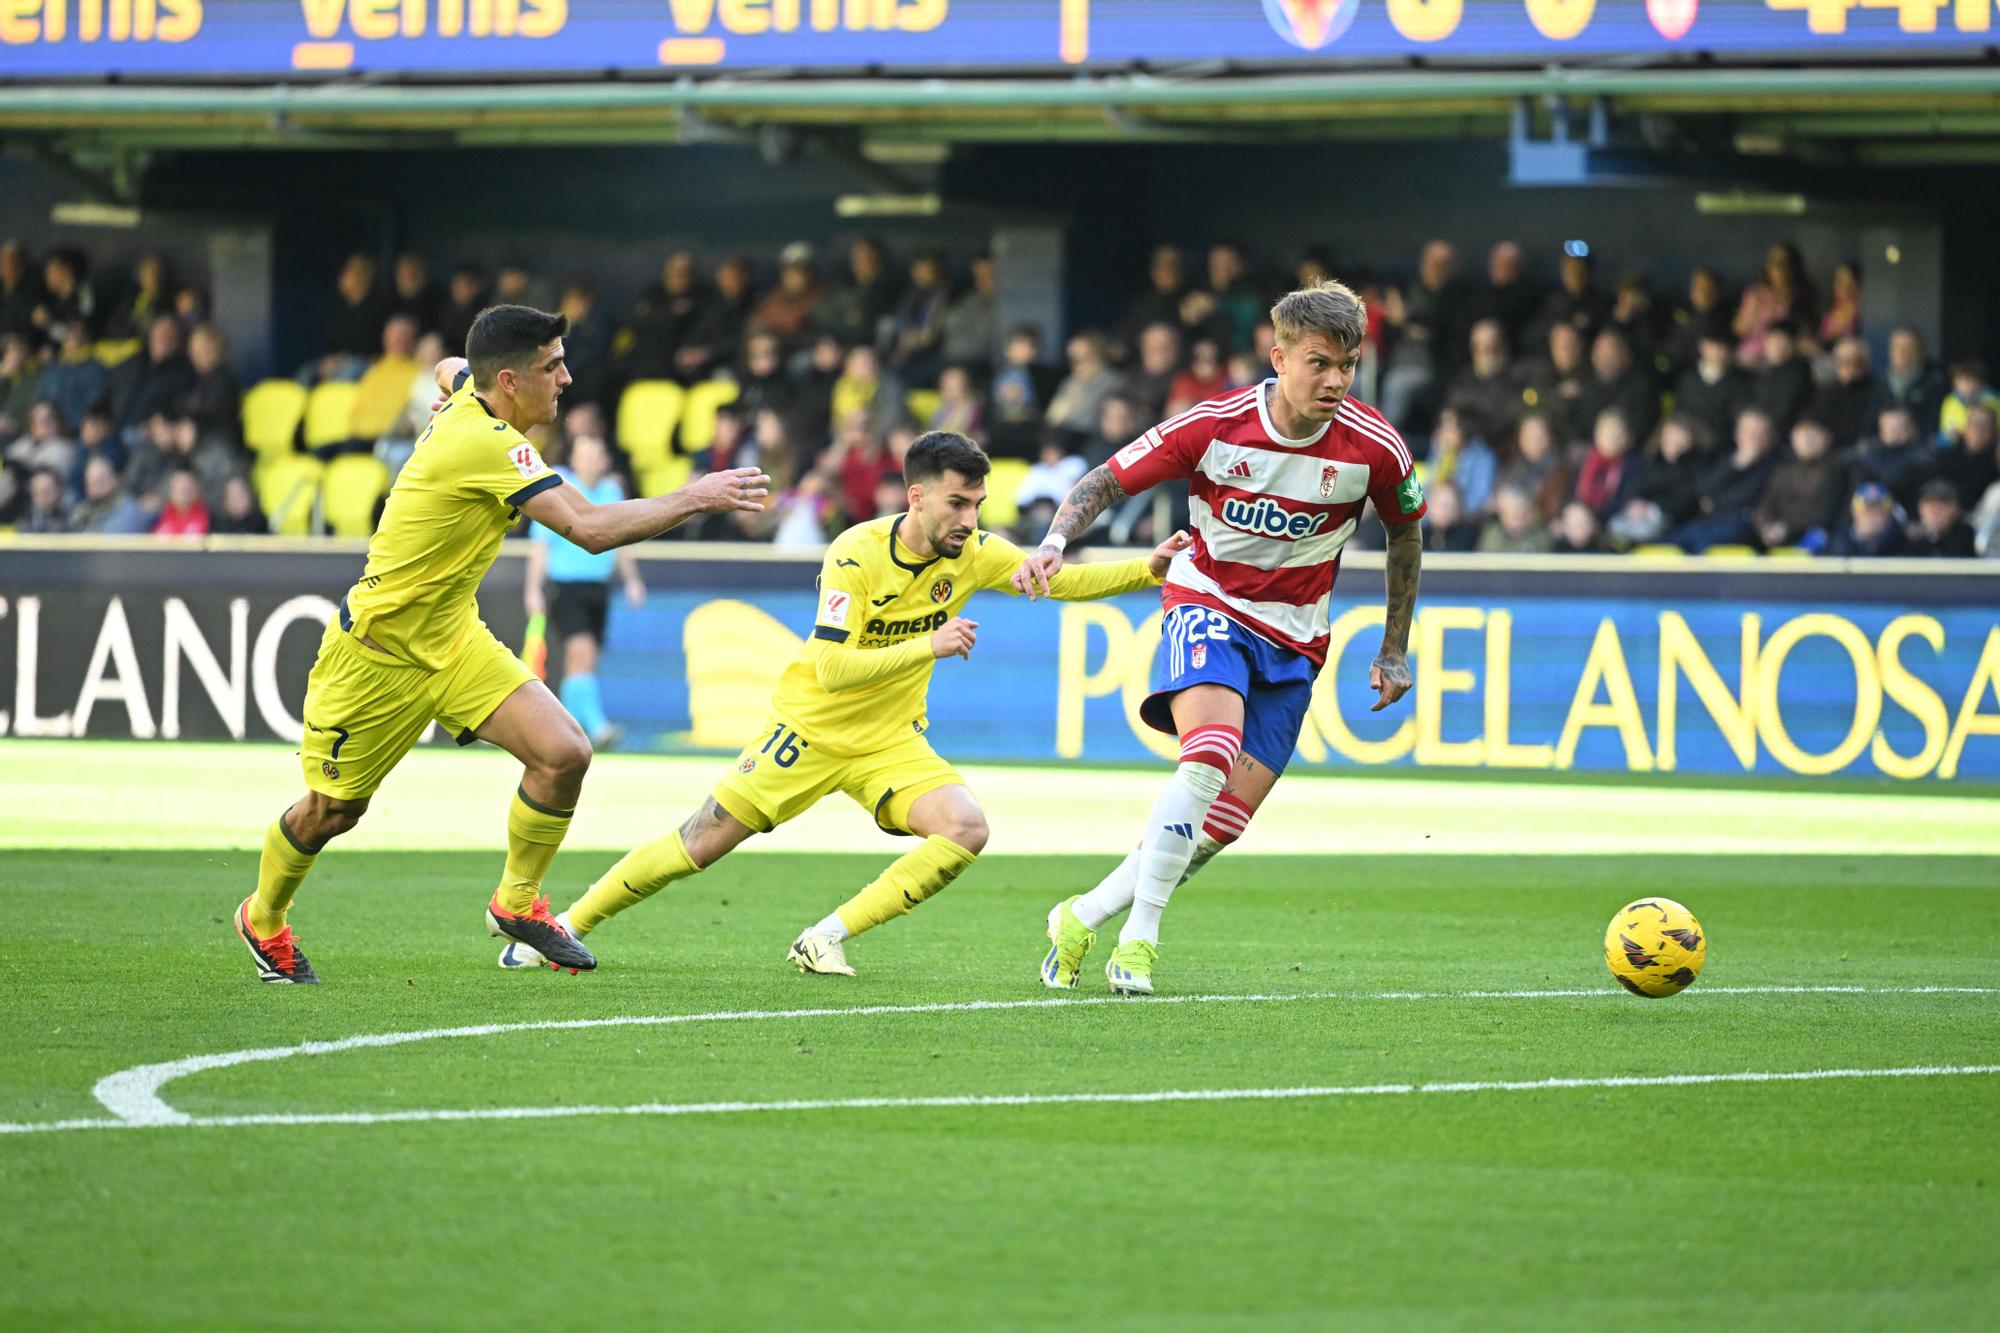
left=1104, top=938, right=1159, bottom=996
left=1040, top=896, right=1097, bottom=990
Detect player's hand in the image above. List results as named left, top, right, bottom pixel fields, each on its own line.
left=1369, top=651, right=1412, bottom=712
left=1011, top=547, right=1064, bottom=600
left=433, top=356, right=468, bottom=394
left=623, top=574, right=647, bottom=609
left=1147, top=529, right=1193, bottom=578
left=930, top=617, right=979, bottom=660
left=681, top=466, right=772, bottom=513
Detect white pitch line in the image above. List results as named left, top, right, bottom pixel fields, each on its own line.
left=86, top=983, right=2000, bottom=1127
left=7, top=1064, right=1998, bottom=1137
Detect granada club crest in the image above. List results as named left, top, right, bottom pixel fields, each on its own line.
left=1646, top=0, right=1698, bottom=40
left=1262, top=0, right=1359, bottom=50
left=1191, top=642, right=1209, bottom=670
left=1319, top=464, right=1339, bottom=500
left=930, top=578, right=954, bottom=604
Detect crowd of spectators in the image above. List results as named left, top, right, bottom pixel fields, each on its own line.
left=4, top=231, right=1996, bottom=559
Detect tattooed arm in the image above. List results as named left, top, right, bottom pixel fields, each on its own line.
left=1010, top=464, right=1130, bottom=599
left=1370, top=518, right=1422, bottom=712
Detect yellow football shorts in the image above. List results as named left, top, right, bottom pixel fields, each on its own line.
left=299, top=616, right=535, bottom=800
left=711, top=717, right=964, bottom=836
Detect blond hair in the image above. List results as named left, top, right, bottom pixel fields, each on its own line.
left=1270, top=279, right=1366, bottom=350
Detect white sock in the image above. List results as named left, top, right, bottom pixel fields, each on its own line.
left=557, top=910, right=586, bottom=938
left=811, top=911, right=851, bottom=942
left=1119, top=728, right=1237, bottom=945
left=1073, top=849, right=1141, bottom=929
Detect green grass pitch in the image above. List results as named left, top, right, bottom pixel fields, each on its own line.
left=1, top=741, right=1997, bottom=1329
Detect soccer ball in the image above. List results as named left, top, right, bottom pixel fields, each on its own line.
left=1604, top=898, right=1707, bottom=998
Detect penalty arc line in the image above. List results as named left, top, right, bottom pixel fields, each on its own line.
left=5, top=1064, right=1999, bottom=1137
left=84, top=983, right=2000, bottom=1127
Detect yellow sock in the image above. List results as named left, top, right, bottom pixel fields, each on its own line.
left=566, top=830, right=702, bottom=934
left=496, top=786, right=574, bottom=914
left=249, top=809, right=316, bottom=937
left=835, top=835, right=979, bottom=938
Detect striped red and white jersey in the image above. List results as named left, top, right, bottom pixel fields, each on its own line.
left=1107, top=380, right=1424, bottom=666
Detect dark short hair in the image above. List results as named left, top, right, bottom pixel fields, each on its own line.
left=904, top=431, right=990, bottom=487
left=466, top=305, right=569, bottom=386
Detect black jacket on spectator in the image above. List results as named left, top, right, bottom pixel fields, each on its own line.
left=110, top=352, right=196, bottom=431
left=1629, top=449, right=1707, bottom=528
left=624, top=283, right=711, bottom=379
left=1881, top=364, right=1946, bottom=436
left=1445, top=367, right=1527, bottom=443
left=1468, top=281, right=1541, bottom=353
left=324, top=290, right=390, bottom=359
left=1672, top=365, right=1749, bottom=446
left=1904, top=520, right=1977, bottom=558
left=1830, top=520, right=1906, bottom=558
left=0, top=275, right=41, bottom=339
left=390, top=282, right=443, bottom=337
left=1520, top=361, right=1591, bottom=445
left=1809, top=373, right=1881, bottom=451
left=1753, top=455, right=1847, bottom=547
left=1576, top=368, right=1660, bottom=443
left=734, top=365, right=803, bottom=432
left=819, top=276, right=901, bottom=349
left=181, top=366, right=242, bottom=446
left=1750, top=357, right=1813, bottom=432
left=1698, top=447, right=1779, bottom=524
left=1424, top=521, right=1481, bottom=554
left=437, top=298, right=482, bottom=357
left=1932, top=440, right=1999, bottom=510
left=1849, top=437, right=1933, bottom=510
left=1658, top=304, right=1733, bottom=376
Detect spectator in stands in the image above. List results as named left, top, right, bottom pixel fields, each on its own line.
left=676, top=257, right=752, bottom=383
left=8, top=399, right=77, bottom=482
left=624, top=251, right=709, bottom=380
left=1226, top=350, right=1262, bottom=391
left=375, top=330, right=448, bottom=477
left=1668, top=407, right=1779, bottom=551
left=552, top=277, right=613, bottom=405
left=1552, top=500, right=1607, bottom=554
left=749, top=242, right=823, bottom=345
left=1379, top=239, right=1470, bottom=429
left=791, top=332, right=845, bottom=447
left=182, top=323, right=242, bottom=448
left=1937, top=403, right=1998, bottom=509
left=1660, top=267, right=1732, bottom=375
left=70, top=453, right=149, bottom=534
left=1116, top=246, right=1188, bottom=352
left=321, top=253, right=389, bottom=370
left=151, top=466, right=209, bottom=538
left=927, top=364, right=983, bottom=440
left=103, top=253, right=172, bottom=343
left=1815, top=260, right=1862, bottom=350
left=730, top=330, right=802, bottom=429
left=1808, top=336, right=1879, bottom=451
left=1168, top=338, right=1229, bottom=417
left=829, top=343, right=905, bottom=441
left=0, top=239, right=39, bottom=339
left=886, top=251, right=950, bottom=385
left=210, top=474, right=270, bottom=536
left=1609, top=413, right=1709, bottom=548
left=1607, top=272, right=1663, bottom=370
left=1902, top=476, right=1976, bottom=558
left=1497, top=409, right=1572, bottom=523
left=1674, top=329, right=1749, bottom=447
left=1831, top=482, right=1904, bottom=557
left=1754, top=417, right=1845, bottom=552
left=987, top=326, right=1060, bottom=461
left=70, top=405, right=122, bottom=484
left=1087, top=395, right=1140, bottom=471
left=826, top=411, right=899, bottom=525
left=173, top=283, right=209, bottom=328
left=436, top=263, right=487, bottom=355
left=1204, top=242, right=1263, bottom=352
left=1578, top=327, right=1659, bottom=444
left=1734, top=242, right=1815, bottom=363
left=17, top=468, right=69, bottom=533
left=1881, top=328, right=1945, bottom=434
left=1748, top=320, right=1812, bottom=434
left=820, top=237, right=900, bottom=350
left=495, top=261, right=554, bottom=313
left=108, top=315, right=195, bottom=437
left=941, top=254, right=998, bottom=375
left=1851, top=405, right=1931, bottom=510
left=1522, top=322, right=1590, bottom=446
left=1425, top=406, right=1497, bottom=516
left=1123, top=322, right=1182, bottom=424
left=1939, top=356, right=2000, bottom=445
left=1045, top=331, right=1121, bottom=452
left=1016, top=434, right=1089, bottom=541
left=389, top=253, right=441, bottom=335
left=1420, top=479, right=1478, bottom=553
left=1478, top=483, right=1554, bottom=554
left=342, top=314, right=421, bottom=457
left=1469, top=240, right=1540, bottom=353
left=32, top=249, right=95, bottom=345
left=1573, top=408, right=1638, bottom=520
left=1445, top=319, right=1523, bottom=446
left=126, top=411, right=235, bottom=512
left=1534, top=247, right=1607, bottom=345
left=0, top=332, right=38, bottom=438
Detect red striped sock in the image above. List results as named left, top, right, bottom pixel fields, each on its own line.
left=1202, top=792, right=1253, bottom=846
left=1179, top=724, right=1242, bottom=778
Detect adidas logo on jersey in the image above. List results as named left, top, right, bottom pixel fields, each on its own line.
left=1224, top=460, right=1253, bottom=480
left=1220, top=495, right=1332, bottom=540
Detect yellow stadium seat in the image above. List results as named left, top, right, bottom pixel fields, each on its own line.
left=904, top=389, right=941, bottom=426
left=982, top=458, right=1032, bottom=532
left=92, top=339, right=140, bottom=368
left=303, top=381, right=360, bottom=450
left=241, top=379, right=308, bottom=459
left=679, top=379, right=741, bottom=455
left=1630, top=544, right=1686, bottom=559
left=1702, top=544, right=1759, bottom=560
left=617, top=380, right=685, bottom=472
left=256, top=455, right=324, bottom=536
left=322, top=454, right=391, bottom=537
left=1765, top=545, right=1814, bottom=559
left=639, top=455, right=694, bottom=499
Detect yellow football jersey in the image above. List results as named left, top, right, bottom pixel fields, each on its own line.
left=771, top=514, right=1160, bottom=756
left=339, top=386, right=563, bottom=670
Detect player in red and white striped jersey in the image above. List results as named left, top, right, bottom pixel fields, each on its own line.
left=1016, top=280, right=1424, bottom=994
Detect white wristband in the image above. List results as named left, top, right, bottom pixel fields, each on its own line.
left=1040, top=533, right=1067, bottom=554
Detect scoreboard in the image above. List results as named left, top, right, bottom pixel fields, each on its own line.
left=2, top=0, right=1996, bottom=77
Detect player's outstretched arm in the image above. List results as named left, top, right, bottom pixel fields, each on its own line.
left=1012, top=464, right=1130, bottom=599
left=1025, top=529, right=1186, bottom=602
left=519, top=466, right=771, bottom=554
left=1370, top=519, right=1421, bottom=712
left=807, top=618, right=979, bottom=692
